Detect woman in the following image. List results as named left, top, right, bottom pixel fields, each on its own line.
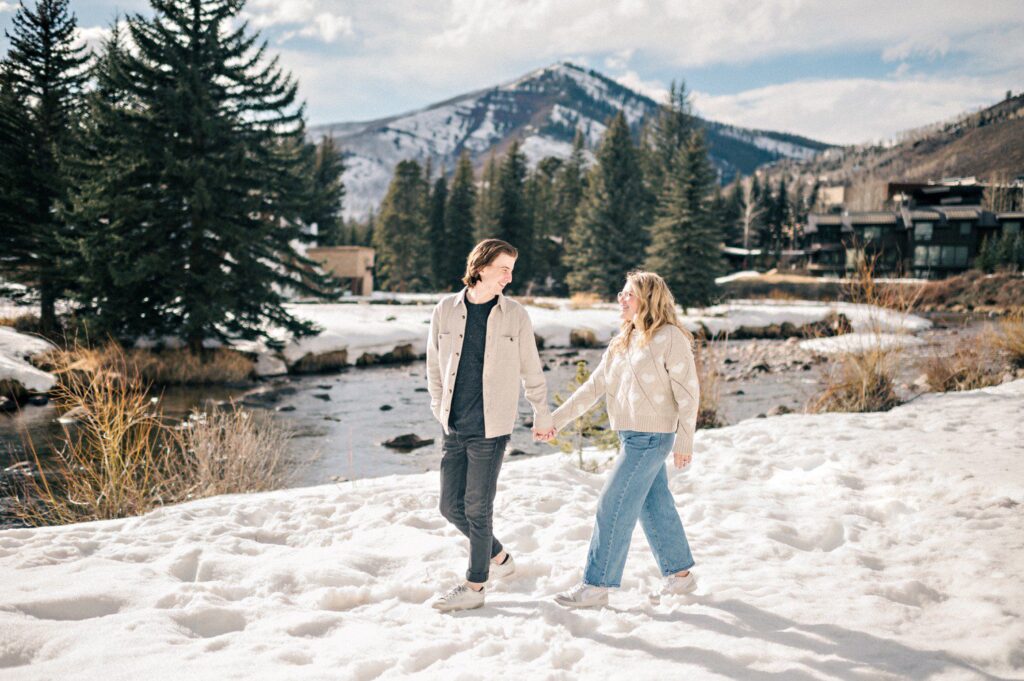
left=549, top=270, right=700, bottom=607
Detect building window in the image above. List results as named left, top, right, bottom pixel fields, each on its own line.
left=845, top=249, right=862, bottom=268
left=959, top=221, right=972, bottom=236
left=914, top=245, right=927, bottom=266
left=915, top=222, right=933, bottom=241
left=940, top=245, right=968, bottom=266
left=929, top=245, right=941, bottom=266
left=1004, top=221, right=1021, bottom=237
left=862, top=226, right=882, bottom=241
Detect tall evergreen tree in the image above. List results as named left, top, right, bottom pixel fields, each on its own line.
left=70, top=0, right=337, bottom=351
left=428, top=170, right=448, bottom=288
left=644, top=131, right=722, bottom=310
left=566, top=112, right=650, bottom=298
left=474, top=151, right=500, bottom=241
left=373, top=160, right=430, bottom=291
left=553, top=130, right=587, bottom=238
left=642, top=81, right=696, bottom=198
left=442, top=150, right=476, bottom=291
left=0, top=0, right=90, bottom=334
left=0, top=70, right=37, bottom=292
left=305, top=135, right=345, bottom=246
left=526, top=156, right=562, bottom=291
left=495, top=140, right=532, bottom=288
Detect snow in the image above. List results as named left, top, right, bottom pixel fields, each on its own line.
left=272, top=299, right=931, bottom=368
left=2, top=380, right=1022, bottom=679
left=714, top=270, right=762, bottom=284
left=0, top=326, right=56, bottom=392
left=799, top=332, right=926, bottom=355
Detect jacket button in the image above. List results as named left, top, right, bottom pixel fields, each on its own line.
left=455, top=352, right=459, bottom=356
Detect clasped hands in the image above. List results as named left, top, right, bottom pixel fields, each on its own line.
left=532, top=426, right=556, bottom=442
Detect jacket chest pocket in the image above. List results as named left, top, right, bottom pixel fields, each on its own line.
left=497, top=335, right=519, bottom=360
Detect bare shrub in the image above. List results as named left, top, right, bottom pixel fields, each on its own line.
left=174, top=404, right=296, bottom=497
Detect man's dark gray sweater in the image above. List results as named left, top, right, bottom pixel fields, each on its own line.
left=448, top=296, right=498, bottom=437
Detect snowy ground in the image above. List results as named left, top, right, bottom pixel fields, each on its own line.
left=278, top=299, right=931, bottom=368
left=0, top=326, right=56, bottom=392
left=1, top=381, right=1021, bottom=680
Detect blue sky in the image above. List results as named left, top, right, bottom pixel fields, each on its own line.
left=2, top=0, right=1022, bottom=144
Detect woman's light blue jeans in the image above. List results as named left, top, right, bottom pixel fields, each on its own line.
left=583, top=430, right=695, bottom=588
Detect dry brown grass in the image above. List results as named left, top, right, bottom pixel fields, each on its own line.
left=809, top=256, right=910, bottom=413
left=10, top=345, right=296, bottom=527
left=695, top=338, right=726, bottom=428
left=809, top=347, right=901, bottom=413
left=569, top=292, right=603, bottom=310
left=919, top=344, right=1003, bottom=393
left=38, top=344, right=255, bottom=386
left=511, top=296, right=558, bottom=310
left=989, top=308, right=1024, bottom=368
left=0, top=313, right=41, bottom=333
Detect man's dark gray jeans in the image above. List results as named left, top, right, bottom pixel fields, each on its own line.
left=439, top=430, right=509, bottom=583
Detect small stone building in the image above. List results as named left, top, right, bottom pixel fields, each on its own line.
left=307, top=246, right=375, bottom=295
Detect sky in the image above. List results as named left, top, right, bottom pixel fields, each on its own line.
left=1, top=0, right=1022, bottom=145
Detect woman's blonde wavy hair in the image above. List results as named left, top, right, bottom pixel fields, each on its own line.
left=609, top=270, right=694, bottom=354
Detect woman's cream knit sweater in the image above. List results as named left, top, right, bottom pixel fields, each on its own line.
left=551, top=324, right=699, bottom=454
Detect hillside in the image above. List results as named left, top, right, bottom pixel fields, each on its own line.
left=762, top=92, right=1024, bottom=209
left=309, top=62, right=832, bottom=219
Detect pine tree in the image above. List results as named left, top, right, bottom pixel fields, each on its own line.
left=0, top=70, right=38, bottom=291
left=643, top=81, right=696, bottom=199
left=553, top=130, right=587, bottom=238
left=373, top=160, right=430, bottom=291
left=442, top=150, right=476, bottom=291
left=526, top=156, right=562, bottom=291
left=566, top=112, right=650, bottom=298
left=0, top=0, right=90, bottom=334
left=428, top=170, right=448, bottom=289
left=305, top=135, right=345, bottom=246
left=975, top=235, right=995, bottom=273
left=550, top=360, right=619, bottom=470
left=644, top=131, right=722, bottom=310
left=474, top=151, right=500, bottom=241
left=70, top=0, right=337, bottom=351
left=495, top=140, right=532, bottom=288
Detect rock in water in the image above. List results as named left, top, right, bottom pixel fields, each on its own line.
left=383, top=434, right=435, bottom=451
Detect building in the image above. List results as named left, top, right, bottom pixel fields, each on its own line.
left=306, top=246, right=375, bottom=295
left=802, top=179, right=1022, bottom=278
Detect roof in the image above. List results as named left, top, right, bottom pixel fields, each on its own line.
left=996, top=212, right=1024, bottom=219
left=846, top=212, right=900, bottom=225
left=936, top=206, right=982, bottom=220
left=908, top=210, right=941, bottom=220
left=809, top=214, right=843, bottom=226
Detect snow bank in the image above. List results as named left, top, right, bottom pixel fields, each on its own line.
left=274, top=299, right=931, bottom=368
left=0, top=326, right=56, bottom=392
left=799, top=332, right=927, bottom=355
left=2, top=381, right=1022, bottom=679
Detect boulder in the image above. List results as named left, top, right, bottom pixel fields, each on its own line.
left=569, top=328, right=598, bottom=348
left=383, top=433, right=435, bottom=451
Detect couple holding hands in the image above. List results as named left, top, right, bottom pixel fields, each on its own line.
left=426, top=239, right=699, bottom=612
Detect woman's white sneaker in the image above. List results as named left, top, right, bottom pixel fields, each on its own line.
left=649, top=571, right=697, bottom=604
left=488, top=553, right=515, bottom=582
left=554, top=582, right=609, bottom=608
left=432, top=583, right=485, bottom=612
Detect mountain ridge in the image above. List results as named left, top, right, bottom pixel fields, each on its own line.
left=309, top=62, right=833, bottom=219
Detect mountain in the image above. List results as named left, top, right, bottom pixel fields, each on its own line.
left=759, top=91, right=1024, bottom=210
left=308, top=62, right=832, bottom=220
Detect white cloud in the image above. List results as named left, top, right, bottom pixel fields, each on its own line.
left=0, top=2, right=16, bottom=12
left=73, top=25, right=112, bottom=52
left=604, top=48, right=634, bottom=71
left=613, top=70, right=669, bottom=103
left=241, top=0, right=354, bottom=44
left=692, top=74, right=1021, bottom=145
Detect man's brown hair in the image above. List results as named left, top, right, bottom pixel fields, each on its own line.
left=462, top=239, right=518, bottom=286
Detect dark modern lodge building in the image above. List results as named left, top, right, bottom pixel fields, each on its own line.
left=802, top=180, right=1024, bottom=278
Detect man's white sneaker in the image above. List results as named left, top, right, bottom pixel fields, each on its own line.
left=432, top=583, right=485, bottom=612
left=554, top=582, right=609, bottom=609
left=649, top=571, right=697, bottom=604
left=488, top=553, right=515, bottom=582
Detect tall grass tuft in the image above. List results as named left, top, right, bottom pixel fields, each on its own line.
left=989, top=308, right=1024, bottom=368
left=38, top=344, right=255, bottom=386
left=809, top=347, right=901, bottom=413
left=695, top=338, right=726, bottom=428
left=11, top=345, right=295, bottom=527
left=919, top=344, right=1002, bottom=393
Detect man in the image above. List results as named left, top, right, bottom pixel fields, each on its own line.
left=426, top=238, right=554, bottom=612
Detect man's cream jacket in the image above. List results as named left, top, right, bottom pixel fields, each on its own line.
left=426, top=289, right=553, bottom=438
